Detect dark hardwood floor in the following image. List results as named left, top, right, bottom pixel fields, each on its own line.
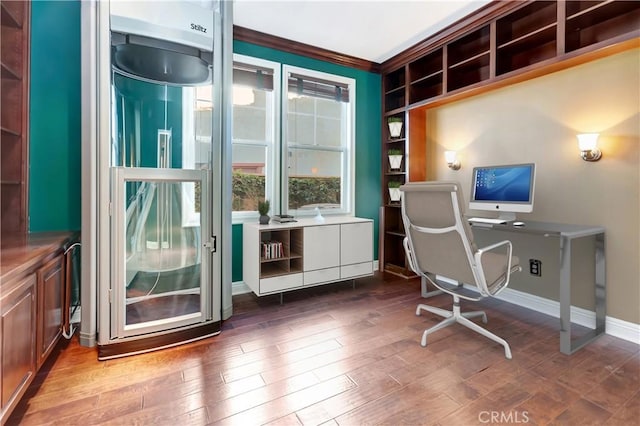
left=8, top=273, right=639, bottom=425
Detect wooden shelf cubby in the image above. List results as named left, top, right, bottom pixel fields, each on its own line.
left=409, top=48, right=443, bottom=104
left=383, top=67, right=406, bottom=112
left=259, top=228, right=303, bottom=278
left=565, top=1, right=640, bottom=53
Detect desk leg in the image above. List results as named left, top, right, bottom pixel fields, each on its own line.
left=421, top=274, right=444, bottom=298
left=559, top=236, right=572, bottom=354
left=559, top=233, right=606, bottom=354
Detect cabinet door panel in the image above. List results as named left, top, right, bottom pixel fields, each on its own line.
left=341, top=222, right=373, bottom=265
left=303, top=225, right=340, bottom=271
left=37, top=255, right=64, bottom=367
left=1, top=274, right=36, bottom=409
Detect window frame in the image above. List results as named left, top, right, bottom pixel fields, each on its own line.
left=282, top=65, right=356, bottom=218
left=231, top=54, right=281, bottom=222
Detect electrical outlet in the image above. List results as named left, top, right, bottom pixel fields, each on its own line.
left=529, top=259, right=542, bottom=277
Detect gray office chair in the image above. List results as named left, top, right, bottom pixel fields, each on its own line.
left=400, top=181, right=521, bottom=359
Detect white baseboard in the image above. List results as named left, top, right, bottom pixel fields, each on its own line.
left=232, top=281, right=252, bottom=295
left=496, top=287, right=639, bottom=345
left=436, top=276, right=640, bottom=346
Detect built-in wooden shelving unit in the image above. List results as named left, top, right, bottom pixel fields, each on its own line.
left=380, top=0, right=640, bottom=278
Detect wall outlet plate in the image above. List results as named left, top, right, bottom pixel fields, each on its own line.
left=529, top=259, right=542, bottom=277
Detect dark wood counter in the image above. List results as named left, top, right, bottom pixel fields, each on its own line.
left=1, top=230, right=78, bottom=424
left=1, top=232, right=76, bottom=292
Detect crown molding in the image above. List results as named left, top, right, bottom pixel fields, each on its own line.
left=233, top=26, right=381, bottom=74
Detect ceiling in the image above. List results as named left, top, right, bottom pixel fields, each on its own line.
left=233, top=0, right=492, bottom=64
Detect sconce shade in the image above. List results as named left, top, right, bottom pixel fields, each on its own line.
left=577, top=133, right=602, bottom=161
left=444, top=150, right=461, bottom=170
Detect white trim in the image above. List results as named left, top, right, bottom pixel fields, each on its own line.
left=233, top=281, right=252, bottom=295
left=232, top=53, right=281, bottom=217
left=495, top=287, right=640, bottom=345
left=282, top=64, right=356, bottom=217
left=437, top=276, right=640, bottom=345
left=605, top=316, right=640, bottom=345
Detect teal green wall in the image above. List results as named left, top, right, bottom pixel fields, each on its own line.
left=232, top=41, right=382, bottom=282
left=29, top=0, right=81, bottom=232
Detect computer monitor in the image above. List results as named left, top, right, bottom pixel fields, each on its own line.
left=469, top=163, right=536, bottom=222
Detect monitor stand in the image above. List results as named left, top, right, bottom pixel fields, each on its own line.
left=497, top=212, right=517, bottom=222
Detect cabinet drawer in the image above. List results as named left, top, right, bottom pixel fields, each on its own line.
left=260, top=273, right=302, bottom=294
left=304, top=267, right=340, bottom=286
left=341, top=262, right=373, bottom=279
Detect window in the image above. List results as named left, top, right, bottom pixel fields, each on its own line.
left=283, top=66, right=355, bottom=216
left=231, top=55, right=279, bottom=219
left=184, top=56, right=356, bottom=222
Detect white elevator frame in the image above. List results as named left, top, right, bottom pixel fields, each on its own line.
left=80, top=0, right=234, bottom=349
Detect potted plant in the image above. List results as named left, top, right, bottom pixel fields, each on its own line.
left=387, top=116, right=403, bottom=138
left=258, top=199, right=270, bottom=224
left=387, top=148, right=403, bottom=170
left=388, top=180, right=402, bottom=202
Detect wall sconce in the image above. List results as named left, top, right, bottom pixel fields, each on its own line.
left=445, top=150, right=461, bottom=170
left=577, top=133, right=602, bottom=161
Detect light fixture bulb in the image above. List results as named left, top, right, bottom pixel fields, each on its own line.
left=445, top=150, right=461, bottom=170
left=577, top=133, right=602, bottom=161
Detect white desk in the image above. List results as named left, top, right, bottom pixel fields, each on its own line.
left=469, top=220, right=606, bottom=355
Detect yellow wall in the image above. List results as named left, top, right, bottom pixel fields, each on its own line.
left=426, top=49, right=640, bottom=324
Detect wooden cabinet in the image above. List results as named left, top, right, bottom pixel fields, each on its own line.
left=1, top=233, right=74, bottom=424
left=379, top=0, right=639, bottom=278
left=1, top=273, right=36, bottom=422
left=243, top=217, right=373, bottom=296
left=36, top=255, right=65, bottom=368
left=1, top=0, right=30, bottom=234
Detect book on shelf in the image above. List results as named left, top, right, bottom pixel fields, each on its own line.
left=262, top=241, right=284, bottom=259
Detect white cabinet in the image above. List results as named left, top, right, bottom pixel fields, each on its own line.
left=243, top=217, right=374, bottom=296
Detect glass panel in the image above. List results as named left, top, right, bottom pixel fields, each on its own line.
left=288, top=148, right=342, bottom=210
left=287, top=97, right=343, bottom=147
left=111, top=72, right=211, bottom=171
left=124, top=179, right=201, bottom=327
left=233, top=89, right=267, bottom=140
left=232, top=144, right=267, bottom=211
left=232, top=79, right=273, bottom=213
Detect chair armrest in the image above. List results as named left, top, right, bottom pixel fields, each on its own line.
left=403, top=237, right=418, bottom=273
left=474, top=240, right=515, bottom=296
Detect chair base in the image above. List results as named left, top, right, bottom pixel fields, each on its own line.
left=416, top=296, right=512, bottom=359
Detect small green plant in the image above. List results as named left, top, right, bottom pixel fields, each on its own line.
left=387, top=148, right=402, bottom=156
left=388, top=180, right=402, bottom=188
left=388, top=117, right=403, bottom=124
left=257, top=199, right=270, bottom=216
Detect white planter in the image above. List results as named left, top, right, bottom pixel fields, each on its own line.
left=388, top=154, right=403, bottom=170
left=388, top=121, right=403, bottom=138
left=388, top=187, right=401, bottom=202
